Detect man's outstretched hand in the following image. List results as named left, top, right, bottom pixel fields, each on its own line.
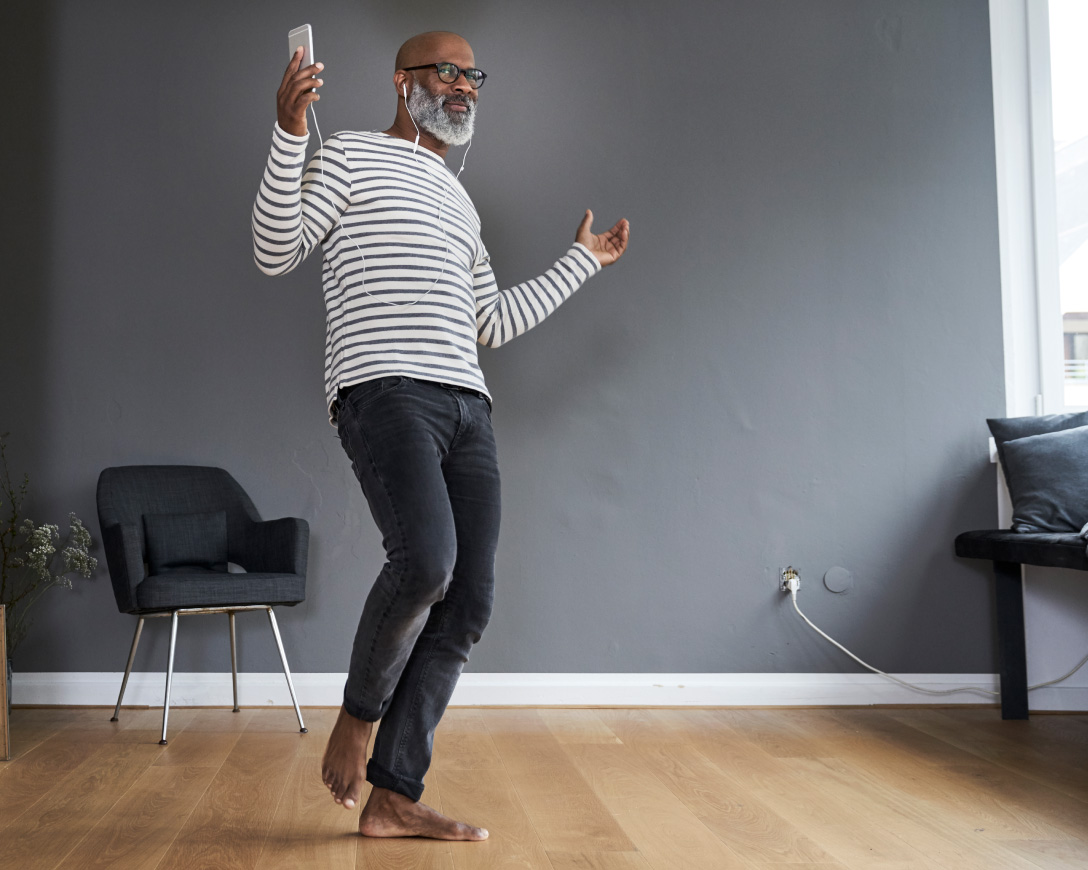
left=576, top=210, right=630, bottom=268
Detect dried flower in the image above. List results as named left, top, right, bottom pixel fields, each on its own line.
left=1, top=432, right=97, bottom=658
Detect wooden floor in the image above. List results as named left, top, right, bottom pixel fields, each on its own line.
left=0, top=705, right=1086, bottom=869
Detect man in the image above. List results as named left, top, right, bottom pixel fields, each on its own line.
left=252, top=30, right=629, bottom=840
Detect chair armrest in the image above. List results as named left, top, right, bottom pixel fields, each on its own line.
left=101, top=522, right=146, bottom=613
left=239, top=517, right=309, bottom=575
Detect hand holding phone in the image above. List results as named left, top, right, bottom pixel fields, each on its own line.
left=278, top=24, right=324, bottom=137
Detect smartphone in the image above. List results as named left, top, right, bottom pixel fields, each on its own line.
left=288, top=23, right=314, bottom=68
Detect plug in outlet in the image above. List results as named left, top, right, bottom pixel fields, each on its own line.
left=780, top=566, right=800, bottom=593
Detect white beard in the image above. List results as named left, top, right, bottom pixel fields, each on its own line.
left=407, top=78, right=476, bottom=146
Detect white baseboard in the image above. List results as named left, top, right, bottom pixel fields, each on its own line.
left=12, top=670, right=1083, bottom=711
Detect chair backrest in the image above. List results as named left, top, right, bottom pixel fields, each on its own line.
left=97, top=465, right=262, bottom=565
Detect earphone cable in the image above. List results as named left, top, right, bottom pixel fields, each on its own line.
left=306, top=99, right=468, bottom=309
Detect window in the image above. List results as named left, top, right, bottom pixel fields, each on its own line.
left=992, top=0, right=1088, bottom=415
left=1050, top=1, right=1088, bottom=408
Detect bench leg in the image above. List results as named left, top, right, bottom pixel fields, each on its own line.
left=994, top=560, right=1028, bottom=720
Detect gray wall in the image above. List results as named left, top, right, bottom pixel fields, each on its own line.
left=2, top=0, right=1003, bottom=676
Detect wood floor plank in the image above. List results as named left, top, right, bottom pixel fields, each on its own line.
left=999, top=838, right=1088, bottom=870
left=255, top=754, right=359, bottom=870
left=434, top=765, right=552, bottom=870
left=1, top=707, right=90, bottom=760
left=787, top=754, right=1048, bottom=870
left=565, top=742, right=753, bottom=869
left=545, top=851, right=654, bottom=869
left=537, top=708, right=623, bottom=745
left=716, top=708, right=835, bottom=759
left=295, top=706, right=340, bottom=758
left=487, top=707, right=637, bottom=852
left=4, top=706, right=1086, bottom=870
left=690, top=735, right=935, bottom=867
left=591, top=707, right=710, bottom=745
left=506, top=755, right=634, bottom=852
left=629, top=739, right=836, bottom=864
left=182, top=707, right=257, bottom=731
left=59, top=706, right=199, bottom=740
left=152, top=728, right=244, bottom=768
left=743, top=864, right=851, bottom=870
left=812, top=709, right=1077, bottom=843
left=0, top=741, right=162, bottom=869
left=243, top=705, right=311, bottom=733
left=0, top=728, right=97, bottom=827
left=888, top=709, right=1088, bottom=804
left=433, top=708, right=505, bottom=771
left=54, top=763, right=220, bottom=870
left=155, top=731, right=300, bottom=870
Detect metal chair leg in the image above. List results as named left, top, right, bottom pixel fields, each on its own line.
left=229, top=611, right=240, bottom=712
left=159, top=611, right=180, bottom=745
left=266, top=607, right=307, bottom=733
left=111, top=617, right=145, bottom=722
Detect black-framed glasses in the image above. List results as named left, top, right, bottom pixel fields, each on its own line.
left=402, top=62, right=487, bottom=89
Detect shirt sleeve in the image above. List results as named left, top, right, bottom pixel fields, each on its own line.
left=252, top=123, right=352, bottom=276
left=474, top=242, right=602, bottom=347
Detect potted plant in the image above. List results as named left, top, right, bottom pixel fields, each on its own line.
left=1, top=433, right=97, bottom=712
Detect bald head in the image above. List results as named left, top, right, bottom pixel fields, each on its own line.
left=395, top=31, right=474, bottom=72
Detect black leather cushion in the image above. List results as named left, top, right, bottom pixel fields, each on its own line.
left=135, top=570, right=305, bottom=611
left=1001, top=425, right=1088, bottom=533
left=988, top=411, right=1088, bottom=472
left=955, top=529, right=1088, bottom=570
left=143, top=509, right=229, bottom=575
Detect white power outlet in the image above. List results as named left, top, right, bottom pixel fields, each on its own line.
left=780, top=566, right=800, bottom=593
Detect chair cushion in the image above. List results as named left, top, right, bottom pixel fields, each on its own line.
left=135, top=571, right=306, bottom=611
left=1001, top=425, right=1088, bottom=533
left=955, top=529, right=1088, bottom=570
left=143, top=509, right=229, bottom=575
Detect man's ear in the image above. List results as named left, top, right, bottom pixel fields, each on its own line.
left=394, top=72, right=410, bottom=99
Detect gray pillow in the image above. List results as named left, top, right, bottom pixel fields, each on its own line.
left=1001, top=426, right=1088, bottom=533
left=142, top=510, right=229, bottom=575
left=988, top=411, right=1088, bottom=473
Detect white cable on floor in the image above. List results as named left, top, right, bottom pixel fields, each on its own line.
left=787, top=583, right=1088, bottom=697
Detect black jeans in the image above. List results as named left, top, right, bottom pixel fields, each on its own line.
left=334, top=376, right=500, bottom=801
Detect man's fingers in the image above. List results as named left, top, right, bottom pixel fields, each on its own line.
left=614, top=220, right=630, bottom=247
left=601, top=219, right=629, bottom=261
left=289, top=75, right=324, bottom=95
left=281, top=60, right=323, bottom=96
left=280, top=47, right=306, bottom=87
left=294, top=61, right=324, bottom=81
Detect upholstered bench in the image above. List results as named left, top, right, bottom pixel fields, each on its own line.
left=954, top=529, right=1087, bottom=720
left=956, top=410, right=1088, bottom=720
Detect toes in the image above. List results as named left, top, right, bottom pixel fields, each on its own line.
left=342, top=782, right=362, bottom=810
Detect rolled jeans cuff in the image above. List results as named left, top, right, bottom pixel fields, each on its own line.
left=342, top=691, right=380, bottom=723
left=367, top=757, right=425, bottom=802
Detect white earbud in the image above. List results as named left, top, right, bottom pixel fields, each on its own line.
left=402, top=83, right=407, bottom=98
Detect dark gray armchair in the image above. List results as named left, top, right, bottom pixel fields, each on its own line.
left=96, top=465, right=309, bottom=743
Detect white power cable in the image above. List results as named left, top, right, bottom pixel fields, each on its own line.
left=785, top=579, right=1088, bottom=697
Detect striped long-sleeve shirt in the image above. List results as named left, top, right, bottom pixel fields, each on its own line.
left=252, top=123, right=602, bottom=426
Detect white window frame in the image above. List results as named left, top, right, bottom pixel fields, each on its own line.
left=990, top=0, right=1081, bottom=416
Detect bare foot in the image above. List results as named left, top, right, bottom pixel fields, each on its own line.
left=359, top=786, right=489, bottom=840
left=322, top=705, right=374, bottom=809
